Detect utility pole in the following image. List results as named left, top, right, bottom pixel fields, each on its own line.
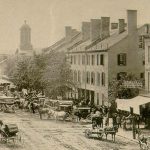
left=130, top=107, right=136, bottom=139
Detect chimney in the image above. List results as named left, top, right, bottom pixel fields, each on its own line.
left=65, top=26, right=72, bottom=41
left=71, top=29, right=78, bottom=37
left=101, top=17, right=110, bottom=39
left=111, top=23, right=118, bottom=30
left=119, top=19, right=125, bottom=33
left=127, top=10, right=137, bottom=35
left=82, top=22, right=91, bottom=41
left=90, top=19, right=101, bottom=41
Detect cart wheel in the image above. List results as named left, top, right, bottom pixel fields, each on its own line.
left=85, top=129, right=91, bottom=138
left=140, top=143, right=148, bottom=150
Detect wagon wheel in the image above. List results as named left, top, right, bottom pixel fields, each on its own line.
left=16, top=131, right=25, bottom=146
left=85, top=129, right=91, bottom=138
left=140, top=142, right=148, bottom=150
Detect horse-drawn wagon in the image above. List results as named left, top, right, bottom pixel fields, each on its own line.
left=84, top=126, right=118, bottom=142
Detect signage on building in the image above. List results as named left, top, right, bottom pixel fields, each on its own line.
left=123, top=81, right=143, bottom=88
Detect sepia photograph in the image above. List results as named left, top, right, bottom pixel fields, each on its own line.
left=0, top=0, right=150, bottom=149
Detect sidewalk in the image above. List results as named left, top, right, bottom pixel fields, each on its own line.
left=117, top=127, right=138, bottom=143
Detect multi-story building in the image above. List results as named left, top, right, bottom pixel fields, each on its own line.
left=67, top=10, right=148, bottom=106
left=44, top=10, right=149, bottom=106
left=144, top=35, right=150, bottom=92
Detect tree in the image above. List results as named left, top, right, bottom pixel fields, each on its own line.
left=108, top=73, right=141, bottom=114
left=27, top=53, right=47, bottom=93
left=12, top=57, right=31, bottom=90
left=41, top=51, right=76, bottom=99
left=10, top=54, right=47, bottom=92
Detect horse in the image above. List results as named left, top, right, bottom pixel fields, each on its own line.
left=53, top=110, right=70, bottom=121
left=37, top=107, right=50, bottom=119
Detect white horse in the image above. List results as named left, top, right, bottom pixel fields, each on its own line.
left=44, top=107, right=70, bottom=121
left=52, top=110, right=70, bottom=121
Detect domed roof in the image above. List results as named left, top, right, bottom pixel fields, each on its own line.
left=20, top=20, right=31, bottom=30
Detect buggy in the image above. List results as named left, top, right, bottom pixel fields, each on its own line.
left=0, top=123, right=22, bottom=144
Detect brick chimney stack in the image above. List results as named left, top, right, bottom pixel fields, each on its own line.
left=65, top=26, right=72, bottom=41
left=90, top=19, right=101, bottom=41
left=127, top=10, right=137, bottom=35
left=82, top=22, right=91, bottom=41
left=101, top=17, right=110, bottom=39
left=119, top=19, right=125, bottom=34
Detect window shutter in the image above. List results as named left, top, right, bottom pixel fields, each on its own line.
left=117, top=54, right=120, bottom=65
left=100, top=54, right=104, bottom=65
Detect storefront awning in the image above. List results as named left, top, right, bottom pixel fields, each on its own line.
left=0, top=79, right=12, bottom=84
left=116, top=96, right=150, bottom=115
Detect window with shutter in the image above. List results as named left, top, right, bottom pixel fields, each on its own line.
left=100, top=54, right=104, bottom=65
left=102, top=72, right=105, bottom=86
left=117, top=53, right=126, bottom=66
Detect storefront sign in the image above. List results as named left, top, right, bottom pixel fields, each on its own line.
left=123, top=81, right=143, bottom=88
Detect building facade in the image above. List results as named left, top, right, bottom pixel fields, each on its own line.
left=44, top=10, right=148, bottom=106
left=68, top=10, right=147, bottom=106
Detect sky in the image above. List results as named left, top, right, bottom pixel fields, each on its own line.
left=0, top=0, right=150, bottom=54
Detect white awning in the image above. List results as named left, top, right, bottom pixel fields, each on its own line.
left=116, top=96, right=150, bottom=115
left=0, top=79, right=12, bottom=84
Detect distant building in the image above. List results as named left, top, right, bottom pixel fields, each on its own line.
left=17, top=21, right=33, bottom=57
left=44, top=10, right=148, bottom=106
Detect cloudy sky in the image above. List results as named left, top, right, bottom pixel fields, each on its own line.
left=0, top=0, right=150, bottom=54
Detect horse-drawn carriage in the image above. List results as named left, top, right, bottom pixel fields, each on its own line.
left=73, top=107, right=91, bottom=122
left=0, top=96, right=15, bottom=113
left=0, top=121, right=22, bottom=144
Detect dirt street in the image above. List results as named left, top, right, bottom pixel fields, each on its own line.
left=0, top=111, right=140, bottom=150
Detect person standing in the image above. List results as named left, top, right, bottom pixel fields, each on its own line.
left=116, top=114, right=121, bottom=128
left=112, top=113, right=117, bottom=127
left=30, top=102, right=35, bottom=114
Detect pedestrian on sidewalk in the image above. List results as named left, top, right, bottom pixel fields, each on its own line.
left=135, top=115, right=140, bottom=129
left=112, top=113, right=117, bottom=126
left=116, top=114, right=121, bottom=128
